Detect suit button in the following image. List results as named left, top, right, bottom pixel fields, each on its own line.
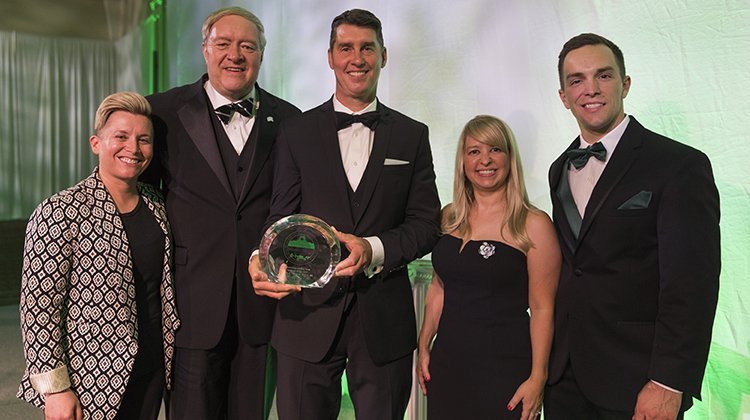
left=352, top=202, right=359, bottom=207
left=236, top=214, right=242, bottom=221
left=238, top=166, right=244, bottom=172
left=574, top=268, right=583, bottom=276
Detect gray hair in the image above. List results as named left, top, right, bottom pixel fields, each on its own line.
left=201, top=7, right=267, bottom=51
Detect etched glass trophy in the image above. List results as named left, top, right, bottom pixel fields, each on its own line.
left=259, top=214, right=340, bottom=288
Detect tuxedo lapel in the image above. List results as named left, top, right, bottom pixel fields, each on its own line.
left=316, top=102, right=355, bottom=226
left=557, top=162, right=583, bottom=238
left=238, top=87, right=277, bottom=204
left=550, top=147, right=578, bottom=253
left=577, top=120, right=644, bottom=243
left=351, top=105, right=391, bottom=228
left=177, top=84, right=233, bottom=197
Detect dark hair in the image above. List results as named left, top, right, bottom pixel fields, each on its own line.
left=558, top=33, right=625, bottom=88
left=329, top=9, right=384, bottom=50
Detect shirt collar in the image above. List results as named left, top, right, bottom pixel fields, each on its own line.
left=204, top=80, right=256, bottom=111
left=332, top=95, right=378, bottom=115
left=578, top=115, right=631, bottom=160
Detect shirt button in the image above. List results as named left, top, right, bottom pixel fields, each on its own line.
left=353, top=202, right=360, bottom=207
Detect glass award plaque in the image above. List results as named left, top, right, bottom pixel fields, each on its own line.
left=259, top=214, right=340, bottom=288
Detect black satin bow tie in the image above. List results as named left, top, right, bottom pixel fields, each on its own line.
left=215, top=99, right=254, bottom=124
left=335, top=111, right=380, bottom=130
left=566, top=141, right=607, bottom=169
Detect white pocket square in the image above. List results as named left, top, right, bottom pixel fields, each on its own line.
left=384, top=158, right=409, bottom=165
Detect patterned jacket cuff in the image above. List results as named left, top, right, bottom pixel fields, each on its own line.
left=30, top=365, right=71, bottom=395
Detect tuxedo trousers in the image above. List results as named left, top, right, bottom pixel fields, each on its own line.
left=275, top=296, right=412, bottom=420
left=115, top=366, right=164, bottom=420
left=168, top=285, right=273, bottom=420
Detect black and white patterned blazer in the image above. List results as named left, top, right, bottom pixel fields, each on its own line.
left=17, top=168, right=180, bottom=419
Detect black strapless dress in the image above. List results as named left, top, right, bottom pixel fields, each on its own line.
left=427, top=235, right=531, bottom=419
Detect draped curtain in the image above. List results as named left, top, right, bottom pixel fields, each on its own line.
left=0, top=31, right=115, bottom=219
left=0, top=0, right=152, bottom=220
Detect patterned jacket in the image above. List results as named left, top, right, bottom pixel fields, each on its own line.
left=17, top=168, right=180, bottom=419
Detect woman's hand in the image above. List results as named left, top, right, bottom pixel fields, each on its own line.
left=416, top=271, right=444, bottom=397
left=44, top=388, right=82, bottom=420
left=506, top=376, right=545, bottom=420
left=415, top=348, right=432, bottom=396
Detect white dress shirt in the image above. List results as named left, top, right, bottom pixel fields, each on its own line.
left=568, top=115, right=630, bottom=217
left=204, top=81, right=256, bottom=155
left=333, top=96, right=384, bottom=276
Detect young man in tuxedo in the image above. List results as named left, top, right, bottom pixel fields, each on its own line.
left=249, top=9, right=441, bottom=420
left=143, top=7, right=300, bottom=419
left=545, top=33, right=720, bottom=420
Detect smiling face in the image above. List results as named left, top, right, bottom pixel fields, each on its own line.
left=203, top=14, right=262, bottom=101
left=90, top=111, right=153, bottom=187
left=559, top=44, right=631, bottom=143
left=328, top=23, right=387, bottom=111
left=463, top=135, right=509, bottom=195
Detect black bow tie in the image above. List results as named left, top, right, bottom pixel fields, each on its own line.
left=566, top=141, right=607, bottom=169
left=215, top=99, right=254, bottom=124
left=335, top=111, right=380, bottom=130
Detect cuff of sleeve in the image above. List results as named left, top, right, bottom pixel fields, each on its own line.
left=650, top=379, right=682, bottom=394
left=30, top=365, right=71, bottom=395
left=364, top=236, right=384, bottom=278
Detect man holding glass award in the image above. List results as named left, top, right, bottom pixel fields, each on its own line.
left=249, top=9, right=441, bottom=419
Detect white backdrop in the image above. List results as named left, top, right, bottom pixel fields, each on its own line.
left=161, top=1, right=750, bottom=418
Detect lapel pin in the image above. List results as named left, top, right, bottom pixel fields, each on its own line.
left=267, top=116, right=274, bottom=123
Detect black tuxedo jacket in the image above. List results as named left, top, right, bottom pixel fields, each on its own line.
left=144, top=75, right=301, bottom=349
left=267, top=99, right=441, bottom=365
left=547, top=117, right=720, bottom=411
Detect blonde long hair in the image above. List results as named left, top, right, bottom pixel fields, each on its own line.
left=443, top=115, right=536, bottom=252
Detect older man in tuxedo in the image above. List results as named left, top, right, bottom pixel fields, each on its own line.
left=249, top=9, right=441, bottom=420
left=143, top=7, right=300, bottom=419
left=545, top=33, right=720, bottom=420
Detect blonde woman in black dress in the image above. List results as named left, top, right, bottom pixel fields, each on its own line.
left=417, top=115, right=560, bottom=419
